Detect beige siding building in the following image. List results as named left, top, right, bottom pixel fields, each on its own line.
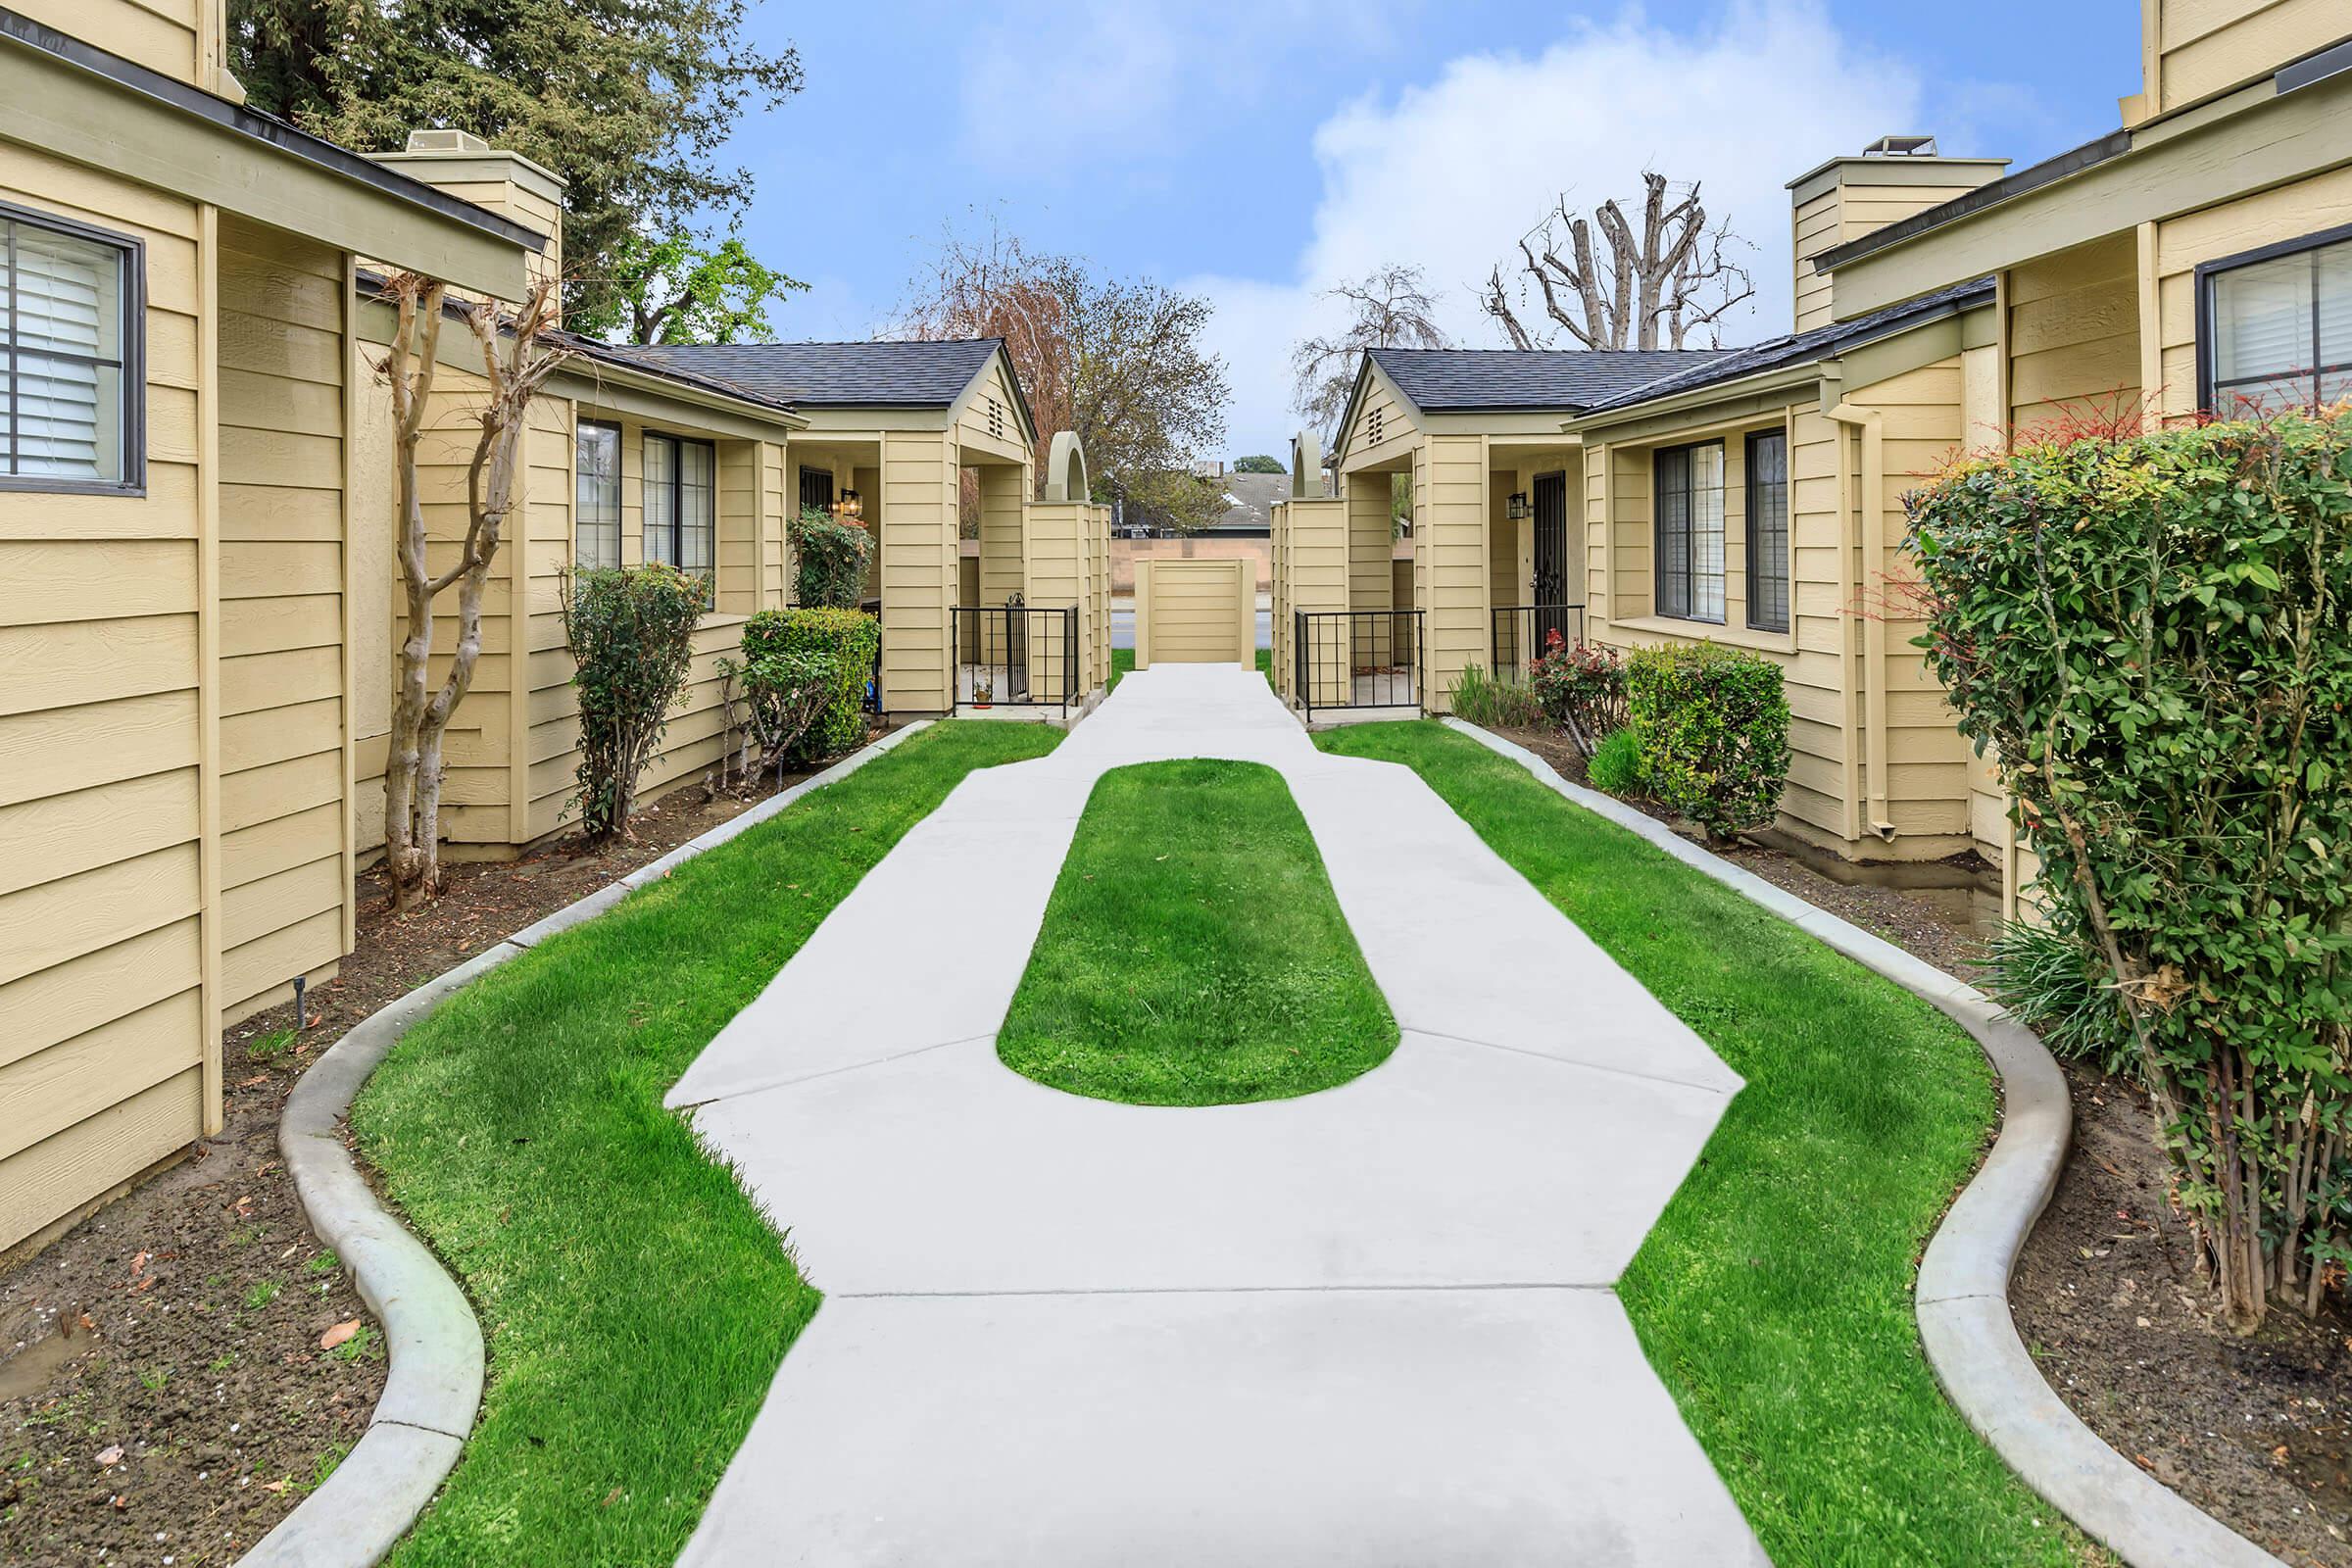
left=1, top=5, right=1106, bottom=1256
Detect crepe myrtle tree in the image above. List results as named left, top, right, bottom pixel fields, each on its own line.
left=378, top=271, right=571, bottom=911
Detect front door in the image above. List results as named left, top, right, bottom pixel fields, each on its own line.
left=1532, top=472, right=1568, bottom=649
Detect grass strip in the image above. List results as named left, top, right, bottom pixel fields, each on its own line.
left=998, top=759, right=1396, bottom=1104
left=352, top=722, right=1063, bottom=1567
left=1314, top=720, right=2089, bottom=1568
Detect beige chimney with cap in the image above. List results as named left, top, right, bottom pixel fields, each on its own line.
left=1787, top=136, right=2009, bottom=331
left=371, top=128, right=565, bottom=289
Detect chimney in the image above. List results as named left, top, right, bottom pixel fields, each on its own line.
left=371, top=129, right=565, bottom=289
left=1787, top=136, right=2008, bottom=330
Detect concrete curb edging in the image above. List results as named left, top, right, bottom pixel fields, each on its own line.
left=241, top=721, right=934, bottom=1568
left=1441, top=718, right=2288, bottom=1568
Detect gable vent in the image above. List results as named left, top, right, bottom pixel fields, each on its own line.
left=988, top=397, right=1004, bottom=441
left=1367, top=407, right=1386, bottom=446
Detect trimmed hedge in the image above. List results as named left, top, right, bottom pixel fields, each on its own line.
left=1626, top=642, right=1790, bottom=840
left=564, top=564, right=707, bottom=843
left=741, top=607, right=878, bottom=760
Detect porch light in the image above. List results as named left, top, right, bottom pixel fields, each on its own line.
left=1506, top=492, right=1530, bottom=521
left=837, top=489, right=863, bottom=521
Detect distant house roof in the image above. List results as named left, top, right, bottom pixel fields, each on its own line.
left=1366, top=347, right=1735, bottom=413
left=596, top=338, right=1008, bottom=409
left=1208, top=470, right=1288, bottom=531
left=1575, top=277, right=1996, bottom=416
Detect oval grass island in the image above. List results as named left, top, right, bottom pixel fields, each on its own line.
left=996, top=759, right=1398, bottom=1105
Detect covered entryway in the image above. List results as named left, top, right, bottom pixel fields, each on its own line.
left=1133, top=557, right=1252, bottom=667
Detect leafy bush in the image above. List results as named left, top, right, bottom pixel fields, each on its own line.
left=564, top=564, right=708, bottom=843
left=1446, top=663, right=1544, bottom=727
left=1625, top=642, right=1790, bottom=841
left=1528, top=630, right=1628, bottom=755
left=729, top=646, right=836, bottom=782
left=741, top=607, right=879, bottom=760
left=792, top=506, right=873, bottom=609
left=1908, top=410, right=2352, bottom=1329
left=1586, top=726, right=1645, bottom=795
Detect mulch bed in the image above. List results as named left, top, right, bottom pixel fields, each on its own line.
left=0, top=741, right=871, bottom=1567
left=1493, top=718, right=2352, bottom=1566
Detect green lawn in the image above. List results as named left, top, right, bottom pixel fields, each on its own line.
left=1106, top=645, right=1273, bottom=693
left=351, top=722, right=1063, bottom=1567
left=998, top=759, right=1396, bottom=1103
left=1314, top=721, right=2091, bottom=1568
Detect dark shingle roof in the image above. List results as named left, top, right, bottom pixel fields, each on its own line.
left=1367, top=347, right=1735, bottom=412
left=593, top=339, right=1004, bottom=408
left=1577, top=278, right=1996, bottom=414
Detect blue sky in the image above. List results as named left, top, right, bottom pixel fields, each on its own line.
left=716, top=0, right=2139, bottom=457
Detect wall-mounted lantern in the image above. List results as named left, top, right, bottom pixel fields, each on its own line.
left=1506, top=492, right=1531, bottom=521
left=837, top=488, right=863, bottom=522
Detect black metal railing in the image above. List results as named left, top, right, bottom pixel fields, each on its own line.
left=1294, top=609, right=1423, bottom=720
left=953, top=605, right=1078, bottom=713
left=1489, top=604, right=1588, bottom=682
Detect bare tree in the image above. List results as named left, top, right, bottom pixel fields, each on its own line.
left=379, top=272, right=570, bottom=911
left=1290, top=264, right=1450, bottom=433
left=1481, top=172, right=1755, bottom=351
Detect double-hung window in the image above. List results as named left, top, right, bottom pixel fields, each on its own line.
left=1653, top=441, right=1725, bottom=623
left=2201, top=226, right=2352, bottom=414
left=2, top=204, right=140, bottom=492
left=574, top=420, right=620, bottom=567
left=1744, top=430, right=1789, bottom=634
left=643, top=431, right=715, bottom=581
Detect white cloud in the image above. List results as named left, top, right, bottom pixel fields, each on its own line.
left=1191, top=0, right=1930, bottom=459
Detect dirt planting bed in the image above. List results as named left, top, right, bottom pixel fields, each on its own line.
left=0, top=748, right=862, bottom=1567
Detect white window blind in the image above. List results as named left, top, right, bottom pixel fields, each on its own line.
left=575, top=421, right=620, bottom=567
left=3, top=212, right=132, bottom=485
left=2210, top=233, right=2352, bottom=413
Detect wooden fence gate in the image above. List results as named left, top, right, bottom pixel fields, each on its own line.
left=1133, top=558, right=1252, bottom=668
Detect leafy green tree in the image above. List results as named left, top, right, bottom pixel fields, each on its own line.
left=568, top=232, right=807, bottom=344
left=1231, top=455, right=1285, bottom=473
left=227, top=0, right=803, bottom=322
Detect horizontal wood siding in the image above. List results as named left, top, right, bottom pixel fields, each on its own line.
left=1418, top=434, right=1487, bottom=711
left=2007, top=233, right=2141, bottom=433
left=0, top=150, right=209, bottom=1250
left=18, top=0, right=201, bottom=86
left=880, top=429, right=956, bottom=713
left=2155, top=0, right=2347, bottom=112
left=215, top=216, right=348, bottom=1018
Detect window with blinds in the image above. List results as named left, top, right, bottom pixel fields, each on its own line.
left=1653, top=441, right=1725, bottom=623
left=1744, top=430, right=1789, bottom=634
left=2204, top=228, right=2352, bottom=414
left=2, top=206, right=138, bottom=490
left=798, top=464, right=834, bottom=517
left=575, top=421, right=621, bottom=567
left=643, top=431, right=715, bottom=585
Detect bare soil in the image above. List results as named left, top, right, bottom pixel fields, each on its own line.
left=1494, top=718, right=2352, bottom=1565
left=2012, top=1064, right=2352, bottom=1567
left=0, top=744, right=865, bottom=1567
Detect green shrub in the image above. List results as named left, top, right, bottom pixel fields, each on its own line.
left=1586, top=726, right=1645, bottom=795
left=1527, top=630, right=1628, bottom=753
left=792, top=506, right=872, bottom=609
left=740, top=606, right=878, bottom=760
left=564, top=564, right=708, bottom=842
left=722, top=646, right=836, bottom=783
left=1446, top=663, right=1544, bottom=727
left=1625, top=642, right=1790, bottom=840
left=1906, top=409, right=2352, bottom=1330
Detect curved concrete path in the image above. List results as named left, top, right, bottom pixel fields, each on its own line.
left=669, top=665, right=1765, bottom=1566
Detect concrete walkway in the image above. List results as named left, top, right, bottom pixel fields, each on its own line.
left=669, top=665, right=1765, bottom=1566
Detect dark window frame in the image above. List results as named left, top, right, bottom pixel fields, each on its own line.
left=797, top=464, right=835, bottom=517
left=1744, top=428, right=1790, bottom=634
left=0, top=198, right=145, bottom=497
left=642, top=429, right=718, bottom=588
left=574, top=418, right=622, bottom=568
left=1651, top=439, right=1725, bottom=625
left=2194, top=218, right=2352, bottom=416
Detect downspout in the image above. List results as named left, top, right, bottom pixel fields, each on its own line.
left=1824, top=376, right=1897, bottom=843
